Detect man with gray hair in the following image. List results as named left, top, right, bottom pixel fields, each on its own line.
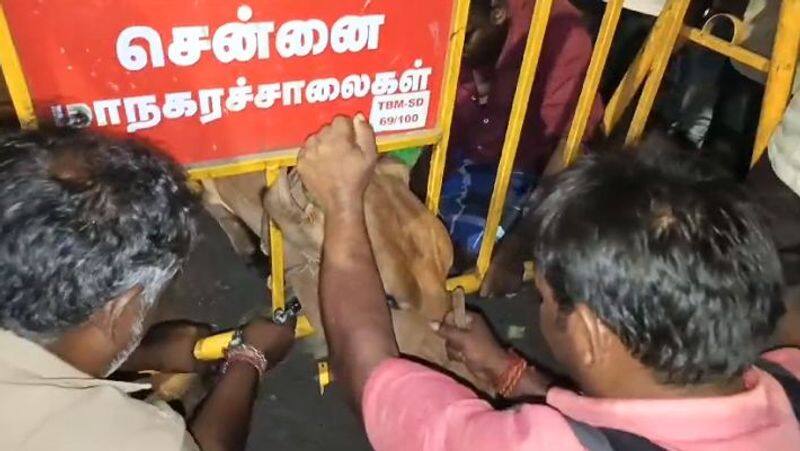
left=0, top=130, right=295, bottom=451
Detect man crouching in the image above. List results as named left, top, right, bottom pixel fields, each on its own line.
left=0, top=130, right=294, bottom=451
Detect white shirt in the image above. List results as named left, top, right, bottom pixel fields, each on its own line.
left=602, top=0, right=666, bottom=17
left=770, top=93, right=800, bottom=198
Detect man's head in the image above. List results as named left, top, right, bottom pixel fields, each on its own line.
left=529, top=150, right=784, bottom=394
left=0, top=129, right=196, bottom=375
left=463, top=0, right=510, bottom=67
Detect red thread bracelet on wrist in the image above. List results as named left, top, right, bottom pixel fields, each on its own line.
left=495, top=350, right=528, bottom=398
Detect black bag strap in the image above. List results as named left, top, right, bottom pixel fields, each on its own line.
left=565, top=418, right=665, bottom=451
left=755, top=358, right=800, bottom=420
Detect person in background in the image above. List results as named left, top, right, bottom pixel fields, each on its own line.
left=438, top=0, right=603, bottom=263
left=732, top=0, right=800, bottom=95
left=0, top=130, right=295, bottom=451
left=706, top=0, right=800, bottom=177
left=750, top=92, right=800, bottom=349
left=296, top=115, right=799, bottom=450
left=592, top=0, right=664, bottom=99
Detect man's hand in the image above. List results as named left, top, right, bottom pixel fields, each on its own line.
left=242, top=317, right=296, bottom=366
left=190, top=316, right=295, bottom=451
left=123, top=320, right=213, bottom=374
left=296, top=114, right=378, bottom=214
left=433, top=311, right=509, bottom=388
left=435, top=311, right=553, bottom=398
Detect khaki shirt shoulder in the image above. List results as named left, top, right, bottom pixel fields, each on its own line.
left=0, top=330, right=199, bottom=451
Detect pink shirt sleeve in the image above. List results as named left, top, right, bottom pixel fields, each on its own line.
left=361, top=358, right=584, bottom=451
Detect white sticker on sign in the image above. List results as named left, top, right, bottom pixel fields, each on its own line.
left=370, top=91, right=430, bottom=132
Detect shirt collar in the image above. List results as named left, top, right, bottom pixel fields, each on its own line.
left=0, top=329, right=150, bottom=393
left=546, top=369, right=784, bottom=443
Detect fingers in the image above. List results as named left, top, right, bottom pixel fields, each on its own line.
left=443, top=310, right=475, bottom=328
left=432, top=321, right=467, bottom=351
left=330, top=115, right=355, bottom=141
left=445, top=342, right=465, bottom=363
left=299, top=134, right=317, bottom=159
left=299, top=115, right=364, bottom=163
left=438, top=322, right=470, bottom=363
left=353, top=113, right=377, bottom=158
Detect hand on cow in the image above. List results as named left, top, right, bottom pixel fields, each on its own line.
left=432, top=311, right=509, bottom=390
left=297, top=114, right=378, bottom=215
left=434, top=311, right=553, bottom=397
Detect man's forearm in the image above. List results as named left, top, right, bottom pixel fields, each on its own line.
left=320, top=205, right=399, bottom=410
left=189, top=363, right=259, bottom=451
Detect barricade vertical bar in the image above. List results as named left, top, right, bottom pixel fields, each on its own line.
left=427, top=0, right=471, bottom=214
left=625, top=0, right=691, bottom=145
left=473, top=0, right=556, bottom=281
left=266, top=165, right=286, bottom=313
left=0, top=5, right=36, bottom=129
left=563, top=0, right=624, bottom=166
left=751, top=0, right=800, bottom=166
left=602, top=17, right=659, bottom=135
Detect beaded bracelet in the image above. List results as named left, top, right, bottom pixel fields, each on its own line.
left=222, top=344, right=268, bottom=379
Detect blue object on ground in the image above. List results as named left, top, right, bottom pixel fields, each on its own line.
left=440, top=159, right=536, bottom=257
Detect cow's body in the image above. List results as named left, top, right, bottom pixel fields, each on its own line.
left=202, top=157, right=488, bottom=392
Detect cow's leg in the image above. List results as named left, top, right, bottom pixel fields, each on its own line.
left=212, top=173, right=267, bottom=238
left=204, top=203, right=257, bottom=257
left=200, top=178, right=257, bottom=257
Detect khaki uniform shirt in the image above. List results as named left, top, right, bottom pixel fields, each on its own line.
left=0, top=330, right=199, bottom=451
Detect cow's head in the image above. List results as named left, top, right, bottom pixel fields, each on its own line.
left=262, top=167, right=325, bottom=259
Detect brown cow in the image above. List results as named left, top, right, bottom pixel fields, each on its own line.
left=202, top=157, right=490, bottom=393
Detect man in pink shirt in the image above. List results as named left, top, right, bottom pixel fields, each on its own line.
left=296, top=116, right=800, bottom=450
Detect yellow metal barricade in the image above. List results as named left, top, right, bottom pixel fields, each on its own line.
left=596, top=0, right=799, bottom=162
left=239, top=0, right=473, bottom=319
left=0, top=6, right=35, bottom=129
left=3, top=0, right=798, bottom=344
left=447, top=0, right=556, bottom=292
left=454, top=0, right=799, bottom=295
left=182, top=0, right=473, bottom=330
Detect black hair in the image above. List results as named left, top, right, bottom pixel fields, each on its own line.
left=0, top=129, right=197, bottom=341
left=530, top=148, right=784, bottom=384
left=470, top=0, right=493, bottom=14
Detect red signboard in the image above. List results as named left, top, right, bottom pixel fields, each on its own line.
left=2, top=0, right=455, bottom=167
